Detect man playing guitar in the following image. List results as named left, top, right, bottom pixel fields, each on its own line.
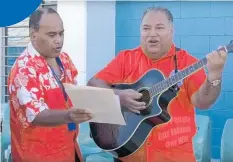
left=88, top=7, right=227, bottom=162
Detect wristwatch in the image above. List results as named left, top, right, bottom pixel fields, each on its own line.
left=208, top=78, right=222, bottom=86
left=212, top=79, right=221, bottom=86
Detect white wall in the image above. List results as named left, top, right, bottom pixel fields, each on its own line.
left=57, top=1, right=116, bottom=84
left=86, top=1, right=116, bottom=81
left=57, top=1, right=87, bottom=85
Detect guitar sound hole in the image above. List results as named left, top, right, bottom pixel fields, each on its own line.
left=136, top=89, right=152, bottom=116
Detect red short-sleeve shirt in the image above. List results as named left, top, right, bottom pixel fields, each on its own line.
left=95, top=44, right=206, bottom=162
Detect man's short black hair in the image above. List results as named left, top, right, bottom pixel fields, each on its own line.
left=29, top=7, right=58, bottom=31
left=142, top=7, right=173, bottom=23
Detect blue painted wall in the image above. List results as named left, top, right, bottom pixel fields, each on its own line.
left=116, top=1, right=233, bottom=159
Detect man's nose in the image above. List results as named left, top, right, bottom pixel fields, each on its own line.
left=150, top=29, right=158, bottom=36
left=54, top=35, right=62, bottom=44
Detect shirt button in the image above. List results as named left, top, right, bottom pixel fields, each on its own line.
left=147, top=142, right=151, bottom=146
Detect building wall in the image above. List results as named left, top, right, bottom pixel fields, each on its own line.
left=86, top=1, right=116, bottom=81
left=116, top=1, right=233, bottom=159
left=57, top=1, right=87, bottom=85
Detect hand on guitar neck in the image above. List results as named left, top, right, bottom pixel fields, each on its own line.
left=206, top=46, right=227, bottom=82
left=192, top=44, right=230, bottom=109
left=114, top=89, right=147, bottom=114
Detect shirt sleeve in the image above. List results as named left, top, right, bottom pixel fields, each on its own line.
left=185, top=54, right=207, bottom=101
left=8, top=65, right=48, bottom=129
left=94, top=51, right=126, bottom=84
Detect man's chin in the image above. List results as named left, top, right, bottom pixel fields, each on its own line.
left=147, top=44, right=160, bottom=51
left=52, top=52, right=61, bottom=57
left=148, top=49, right=160, bottom=55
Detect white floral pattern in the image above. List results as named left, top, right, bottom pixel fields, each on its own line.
left=26, top=108, right=37, bottom=123
left=18, top=59, right=27, bottom=68
left=17, top=86, right=33, bottom=105
left=28, top=67, right=37, bottom=78
left=35, top=58, right=45, bottom=68
left=14, top=73, right=29, bottom=88
left=8, top=42, right=78, bottom=128
left=66, top=69, right=72, bottom=81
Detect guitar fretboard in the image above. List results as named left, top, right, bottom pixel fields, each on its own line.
left=149, top=57, right=208, bottom=96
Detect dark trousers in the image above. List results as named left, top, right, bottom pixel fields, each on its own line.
left=75, top=151, right=80, bottom=162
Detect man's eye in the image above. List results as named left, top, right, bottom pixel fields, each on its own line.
left=49, top=34, right=55, bottom=37
left=157, top=27, right=164, bottom=29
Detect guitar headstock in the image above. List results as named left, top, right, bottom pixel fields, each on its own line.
left=226, top=40, right=233, bottom=53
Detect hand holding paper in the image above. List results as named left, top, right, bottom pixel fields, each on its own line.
left=64, top=83, right=126, bottom=125
left=67, top=108, right=93, bottom=124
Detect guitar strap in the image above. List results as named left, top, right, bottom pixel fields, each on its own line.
left=174, top=47, right=180, bottom=74
left=171, top=47, right=181, bottom=92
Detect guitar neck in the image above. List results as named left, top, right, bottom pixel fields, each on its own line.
left=149, top=44, right=230, bottom=96
left=150, top=57, right=208, bottom=96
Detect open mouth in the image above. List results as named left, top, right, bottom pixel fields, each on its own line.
left=148, top=40, right=159, bottom=45
left=54, top=47, right=62, bottom=51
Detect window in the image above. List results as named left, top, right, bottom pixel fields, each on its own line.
left=0, top=1, right=57, bottom=103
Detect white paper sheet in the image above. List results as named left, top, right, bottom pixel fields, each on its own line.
left=63, top=83, right=126, bottom=125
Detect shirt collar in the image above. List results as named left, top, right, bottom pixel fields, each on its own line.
left=27, top=42, right=40, bottom=57
left=27, top=42, right=65, bottom=57
left=166, top=44, right=176, bottom=57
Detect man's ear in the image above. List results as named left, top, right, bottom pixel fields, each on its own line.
left=29, top=28, right=36, bottom=41
left=171, top=24, right=174, bottom=37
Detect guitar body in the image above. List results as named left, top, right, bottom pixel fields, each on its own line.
left=89, top=69, right=179, bottom=158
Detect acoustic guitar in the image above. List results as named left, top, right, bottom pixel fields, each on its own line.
left=89, top=40, right=233, bottom=158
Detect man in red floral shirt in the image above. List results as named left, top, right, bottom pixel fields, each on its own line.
left=8, top=8, right=93, bottom=162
